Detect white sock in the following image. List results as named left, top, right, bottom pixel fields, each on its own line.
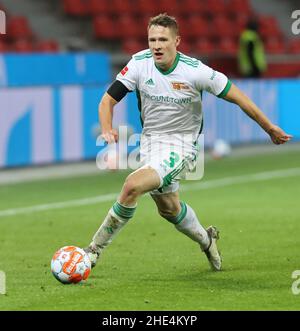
left=89, top=201, right=136, bottom=252
left=174, top=203, right=210, bottom=250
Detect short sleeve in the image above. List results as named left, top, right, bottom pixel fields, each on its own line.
left=195, top=62, right=231, bottom=98
left=116, top=58, right=138, bottom=91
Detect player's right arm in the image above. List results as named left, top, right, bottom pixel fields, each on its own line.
left=99, top=58, right=138, bottom=144
left=98, top=92, right=119, bottom=143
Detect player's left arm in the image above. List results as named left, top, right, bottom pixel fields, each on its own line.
left=223, top=83, right=293, bottom=145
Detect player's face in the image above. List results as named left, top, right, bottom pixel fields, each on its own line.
left=148, top=25, right=180, bottom=71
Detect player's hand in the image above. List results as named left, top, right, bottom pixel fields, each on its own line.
left=267, top=125, right=293, bottom=145
left=101, top=129, right=119, bottom=144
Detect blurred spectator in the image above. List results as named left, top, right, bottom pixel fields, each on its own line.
left=238, top=19, right=267, bottom=78
left=66, top=37, right=88, bottom=51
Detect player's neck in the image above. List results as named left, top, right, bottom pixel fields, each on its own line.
left=156, top=52, right=179, bottom=73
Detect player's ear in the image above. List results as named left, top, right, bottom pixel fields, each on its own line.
left=175, top=35, right=181, bottom=47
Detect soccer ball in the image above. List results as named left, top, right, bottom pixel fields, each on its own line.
left=211, top=139, right=232, bottom=159
left=51, top=246, right=91, bottom=284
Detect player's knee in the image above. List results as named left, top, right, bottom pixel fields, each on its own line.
left=122, top=177, right=142, bottom=200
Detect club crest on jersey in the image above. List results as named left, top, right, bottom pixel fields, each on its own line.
left=171, top=82, right=190, bottom=91
left=120, top=66, right=129, bottom=76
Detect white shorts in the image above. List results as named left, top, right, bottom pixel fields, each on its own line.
left=139, top=134, right=199, bottom=195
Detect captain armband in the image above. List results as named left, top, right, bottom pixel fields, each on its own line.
left=107, top=80, right=130, bottom=102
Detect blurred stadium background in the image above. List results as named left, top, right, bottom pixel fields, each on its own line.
left=0, top=0, right=300, bottom=311
left=0, top=0, right=299, bottom=168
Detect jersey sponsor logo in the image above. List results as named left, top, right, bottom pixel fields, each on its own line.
left=141, top=91, right=192, bottom=104
left=171, top=82, right=190, bottom=91
left=145, top=78, right=155, bottom=86
left=120, top=66, right=129, bottom=76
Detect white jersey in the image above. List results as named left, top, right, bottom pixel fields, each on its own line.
left=116, top=49, right=230, bottom=139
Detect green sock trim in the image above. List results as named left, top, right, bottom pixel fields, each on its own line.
left=112, top=201, right=136, bottom=220
left=165, top=201, right=187, bottom=225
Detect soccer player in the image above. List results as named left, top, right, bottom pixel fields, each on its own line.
left=84, top=14, right=292, bottom=271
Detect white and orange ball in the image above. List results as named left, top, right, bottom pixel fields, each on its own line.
left=211, top=139, right=232, bottom=160
left=51, top=246, right=91, bottom=284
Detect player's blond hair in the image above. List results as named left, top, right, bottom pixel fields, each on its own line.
left=148, top=13, right=179, bottom=35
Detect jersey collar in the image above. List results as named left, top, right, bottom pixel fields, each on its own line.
left=155, top=53, right=180, bottom=75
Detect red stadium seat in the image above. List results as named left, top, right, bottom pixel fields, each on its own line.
left=210, top=16, right=236, bottom=40
left=63, top=0, right=90, bottom=17
left=234, top=14, right=248, bottom=32
left=36, top=40, right=59, bottom=52
left=178, top=40, right=192, bottom=55
left=288, top=39, right=300, bottom=54
left=183, top=15, right=211, bottom=40
left=7, top=16, right=33, bottom=41
left=140, top=15, right=151, bottom=31
left=227, top=0, right=252, bottom=15
left=265, top=63, right=300, bottom=78
left=217, top=37, right=238, bottom=56
left=177, top=0, right=205, bottom=17
left=157, top=0, right=179, bottom=17
left=265, top=37, right=286, bottom=54
left=194, top=39, right=216, bottom=56
left=258, top=15, right=283, bottom=40
left=0, top=41, right=8, bottom=53
left=122, top=39, right=147, bottom=55
left=89, top=0, right=110, bottom=16
left=206, top=0, right=227, bottom=16
left=117, top=15, right=141, bottom=39
left=135, top=1, right=159, bottom=16
left=209, top=57, right=239, bottom=77
left=111, top=0, right=133, bottom=15
left=93, top=15, right=118, bottom=39
left=260, top=26, right=282, bottom=41
left=12, top=39, right=34, bottom=53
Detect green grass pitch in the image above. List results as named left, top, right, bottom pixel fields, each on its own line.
left=0, top=147, right=300, bottom=311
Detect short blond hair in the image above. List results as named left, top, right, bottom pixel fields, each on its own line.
left=148, top=13, right=179, bottom=35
